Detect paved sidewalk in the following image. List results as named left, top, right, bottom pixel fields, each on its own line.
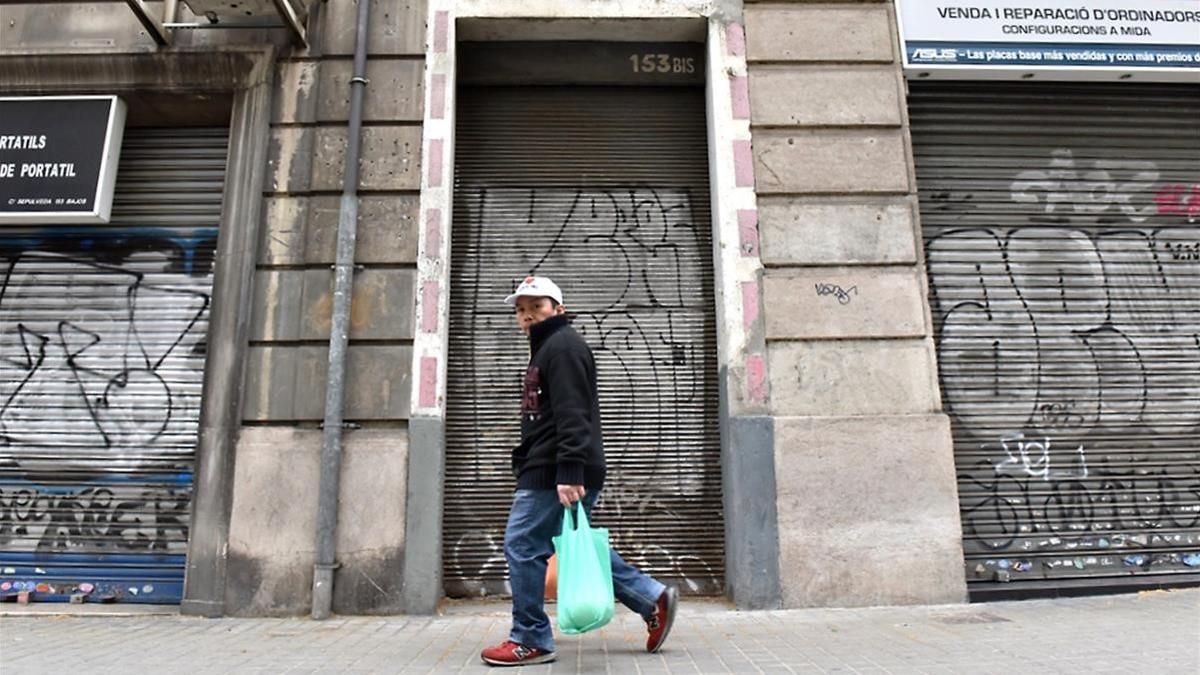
left=2, top=589, right=1198, bottom=674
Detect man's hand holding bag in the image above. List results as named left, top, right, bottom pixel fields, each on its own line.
left=552, top=504, right=614, bottom=634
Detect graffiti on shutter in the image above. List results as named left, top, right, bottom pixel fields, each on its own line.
left=0, top=128, right=225, bottom=602
left=444, top=85, right=723, bottom=596
left=913, top=83, right=1200, bottom=587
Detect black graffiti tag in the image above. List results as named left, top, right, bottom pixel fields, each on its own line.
left=814, top=283, right=858, bottom=305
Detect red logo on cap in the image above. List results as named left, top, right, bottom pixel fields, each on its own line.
left=523, top=276, right=536, bottom=284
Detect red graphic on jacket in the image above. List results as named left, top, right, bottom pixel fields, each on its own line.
left=522, top=366, right=542, bottom=420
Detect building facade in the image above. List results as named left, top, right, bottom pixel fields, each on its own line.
left=0, top=0, right=1196, bottom=616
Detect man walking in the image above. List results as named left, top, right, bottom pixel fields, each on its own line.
left=480, top=275, right=679, bottom=667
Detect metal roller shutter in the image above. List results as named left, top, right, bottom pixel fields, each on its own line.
left=910, top=82, right=1200, bottom=595
left=0, top=127, right=228, bottom=603
left=444, top=86, right=724, bottom=596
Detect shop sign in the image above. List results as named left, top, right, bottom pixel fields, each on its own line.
left=896, top=0, right=1200, bottom=80
left=0, top=96, right=126, bottom=224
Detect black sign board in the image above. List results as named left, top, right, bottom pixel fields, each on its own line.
left=0, top=96, right=126, bottom=224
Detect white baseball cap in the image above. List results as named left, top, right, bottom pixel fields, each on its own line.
left=504, top=275, right=564, bottom=306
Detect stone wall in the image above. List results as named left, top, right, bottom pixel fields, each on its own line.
left=743, top=0, right=968, bottom=607
left=228, top=0, right=426, bottom=615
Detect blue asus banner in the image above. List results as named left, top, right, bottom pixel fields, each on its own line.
left=906, top=42, right=1200, bottom=68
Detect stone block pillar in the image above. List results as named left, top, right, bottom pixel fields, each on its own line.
left=744, top=0, right=967, bottom=607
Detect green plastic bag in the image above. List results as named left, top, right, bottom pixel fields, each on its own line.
left=552, top=504, right=614, bottom=634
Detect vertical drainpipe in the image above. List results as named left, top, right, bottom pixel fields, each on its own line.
left=311, top=0, right=370, bottom=620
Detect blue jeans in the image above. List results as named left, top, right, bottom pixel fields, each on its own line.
left=505, top=488, right=666, bottom=652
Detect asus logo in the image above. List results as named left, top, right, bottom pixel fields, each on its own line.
left=912, top=48, right=958, bottom=62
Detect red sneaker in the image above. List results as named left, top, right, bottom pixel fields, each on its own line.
left=645, top=586, right=679, bottom=653
left=480, top=640, right=556, bottom=667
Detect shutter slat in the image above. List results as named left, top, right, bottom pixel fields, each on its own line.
left=0, top=126, right=227, bottom=604
left=444, top=86, right=725, bottom=597
left=911, top=82, right=1200, bottom=592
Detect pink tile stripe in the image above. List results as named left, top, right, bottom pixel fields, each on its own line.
left=421, top=281, right=439, bottom=333
left=425, top=208, right=442, bottom=257
left=433, top=11, right=449, bottom=53
left=746, top=354, right=766, bottom=404
left=419, top=356, right=438, bottom=408
left=430, top=74, right=446, bottom=120
left=730, top=75, right=750, bottom=120
left=726, top=23, right=746, bottom=58
left=737, top=209, right=759, bottom=257
left=427, top=138, right=443, bottom=188
left=733, top=140, right=754, bottom=188
left=741, top=281, right=759, bottom=329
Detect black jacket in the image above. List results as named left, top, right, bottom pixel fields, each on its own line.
left=512, top=314, right=606, bottom=490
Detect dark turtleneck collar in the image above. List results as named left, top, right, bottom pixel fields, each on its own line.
left=528, top=313, right=571, bottom=355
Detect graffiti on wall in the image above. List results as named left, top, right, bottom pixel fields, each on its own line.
left=445, top=187, right=723, bottom=595
left=1, top=253, right=210, bottom=462
left=925, top=149, right=1200, bottom=580
left=0, top=480, right=191, bottom=552
left=518, top=188, right=710, bottom=487
left=0, top=231, right=215, bottom=600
